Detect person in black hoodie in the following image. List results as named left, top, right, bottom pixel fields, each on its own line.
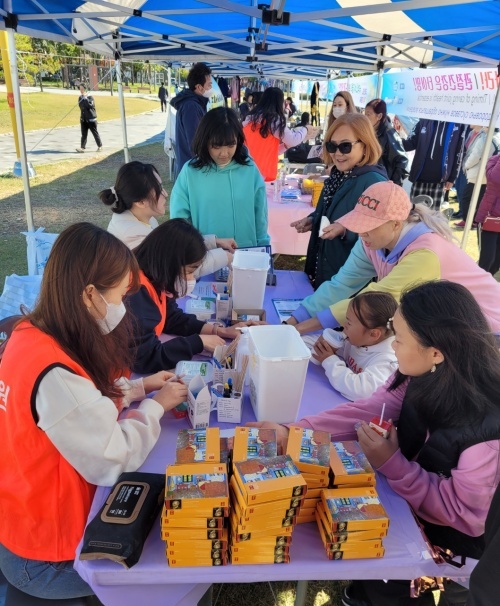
left=170, top=63, right=212, bottom=178
left=402, top=118, right=466, bottom=209
left=76, top=85, right=102, bottom=153
left=290, top=114, right=387, bottom=289
left=365, top=99, right=408, bottom=186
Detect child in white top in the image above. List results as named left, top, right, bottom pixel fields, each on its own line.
left=311, top=291, right=398, bottom=400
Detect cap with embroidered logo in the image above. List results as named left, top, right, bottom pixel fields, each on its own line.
left=337, top=181, right=412, bottom=233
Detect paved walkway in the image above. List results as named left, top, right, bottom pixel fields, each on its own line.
left=0, top=87, right=168, bottom=174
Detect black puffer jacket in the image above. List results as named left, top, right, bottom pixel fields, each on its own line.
left=376, top=119, right=409, bottom=186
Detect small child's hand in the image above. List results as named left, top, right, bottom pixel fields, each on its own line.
left=312, top=335, right=337, bottom=363
left=143, top=371, right=176, bottom=393
left=356, top=420, right=398, bottom=469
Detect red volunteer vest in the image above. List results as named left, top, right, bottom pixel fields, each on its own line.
left=139, top=270, right=167, bottom=337
left=0, top=322, right=96, bottom=561
left=243, top=122, right=280, bottom=182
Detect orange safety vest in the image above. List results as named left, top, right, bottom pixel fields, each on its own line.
left=139, top=270, right=168, bottom=337
left=243, top=121, right=280, bottom=182
left=0, top=321, right=96, bottom=561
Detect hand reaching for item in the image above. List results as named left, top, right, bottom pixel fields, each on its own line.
left=152, top=379, right=188, bottom=412
left=143, top=371, right=177, bottom=393
left=246, top=421, right=290, bottom=455
left=320, top=222, right=345, bottom=240
left=216, top=237, right=238, bottom=253
left=290, top=216, right=313, bottom=234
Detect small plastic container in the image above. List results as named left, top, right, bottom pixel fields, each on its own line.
left=231, top=250, right=270, bottom=310
left=247, top=325, right=311, bottom=423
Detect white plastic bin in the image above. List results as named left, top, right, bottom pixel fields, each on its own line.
left=231, top=250, right=269, bottom=310
left=247, top=325, right=311, bottom=423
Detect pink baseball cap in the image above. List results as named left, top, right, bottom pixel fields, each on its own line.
left=337, top=181, right=412, bottom=233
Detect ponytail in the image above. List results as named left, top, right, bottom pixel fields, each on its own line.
left=406, top=203, right=456, bottom=242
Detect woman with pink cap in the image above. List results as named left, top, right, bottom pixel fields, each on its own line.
left=285, top=180, right=500, bottom=335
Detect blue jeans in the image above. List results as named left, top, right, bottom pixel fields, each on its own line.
left=0, top=543, right=93, bottom=600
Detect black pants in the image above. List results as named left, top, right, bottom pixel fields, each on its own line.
left=461, top=182, right=486, bottom=224
left=361, top=579, right=468, bottom=606
left=478, top=228, right=500, bottom=275
left=160, top=99, right=167, bottom=112
left=80, top=121, right=102, bottom=149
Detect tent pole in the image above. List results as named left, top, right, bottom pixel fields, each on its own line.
left=115, top=58, right=131, bottom=163
left=5, top=19, right=35, bottom=231
left=461, top=82, right=500, bottom=250
left=167, top=65, right=172, bottom=98
left=376, top=67, right=383, bottom=98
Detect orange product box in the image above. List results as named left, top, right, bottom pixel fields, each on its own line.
left=232, top=426, right=278, bottom=463
left=162, top=504, right=229, bottom=520
left=231, top=488, right=300, bottom=523
left=162, top=514, right=226, bottom=530
left=165, top=535, right=228, bottom=551
left=330, top=441, right=376, bottom=487
left=161, top=526, right=227, bottom=542
left=233, top=455, right=307, bottom=505
left=230, top=551, right=290, bottom=565
left=175, top=428, right=220, bottom=464
left=231, top=522, right=294, bottom=543
left=165, top=462, right=229, bottom=512
left=167, top=553, right=229, bottom=567
left=230, top=508, right=297, bottom=534
left=301, top=473, right=329, bottom=487
left=316, top=503, right=387, bottom=543
left=320, top=487, right=389, bottom=532
left=167, top=545, right=227, bottom=560
left=230, top=542, right=290, bottom=557
left=230, top=476, right=303, bottom=515
left=305, top=487, right=323, bottom=500
left=286, top=427, right=331, bottom=477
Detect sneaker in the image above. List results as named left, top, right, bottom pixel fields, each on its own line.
left=451, top=211, right=462, bottom=219
left=342, top=582, right=372, bottom=606
left=97, top=146, right=103, bottom=152
left=75, top=148, right=85, bottom=153
left=454, top=220, right=478, bottom=229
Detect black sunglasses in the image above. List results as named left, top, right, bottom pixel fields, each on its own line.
left=325, top=140, right=361, bottom=154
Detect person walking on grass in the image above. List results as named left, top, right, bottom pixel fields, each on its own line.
left=76, top=85, right=102, bottom=153
left=158, top=82, right=168, bottom=112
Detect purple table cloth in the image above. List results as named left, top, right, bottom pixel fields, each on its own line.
left=74, top=271, right=477, bottom=606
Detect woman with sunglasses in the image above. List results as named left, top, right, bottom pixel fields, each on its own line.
left=251, top=280, right=500, bottom=606
left=287, top=181, right=500, bottom=336
left=291, top=113, right=387, bottom=288
left=364, top=98, right=409, bottom=187
left=101, top=161, right=232, bottom=277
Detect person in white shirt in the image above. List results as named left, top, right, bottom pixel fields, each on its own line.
left=306, top=291, right=398, bottom=400
left=100, top=160, right=235, bottom=277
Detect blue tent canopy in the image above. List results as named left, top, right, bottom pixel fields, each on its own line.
left=2, top=0, right=499, bottom=78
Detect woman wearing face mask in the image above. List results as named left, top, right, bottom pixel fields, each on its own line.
left=242, top=87, right=318, bottom=182
left=364, top=99, right=409, bottom=187
left=0, top=223, right=187, bottom=601
left=128, top=218, right=249, bottom=374
left=170, top=107, right=270, bottom=248
left=291, top=114, right=387, bottom=288
left=101, top=161, right=233, bottom=277
left=327, top=91, right=358, bottom=129
left=286, top=181, right=500, bottom=336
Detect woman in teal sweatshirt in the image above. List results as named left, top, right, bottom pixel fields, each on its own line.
left=170, top=107, right=270, bottom=248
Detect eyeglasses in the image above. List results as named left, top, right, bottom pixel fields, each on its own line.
left=325, top=140, right=361, bottom=154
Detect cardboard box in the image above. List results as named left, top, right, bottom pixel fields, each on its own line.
left=230, top=551, right=290, bottom=565
left=320, top=487, right=389, bottom=532
left=161, top=526, right=227, bottom=542
left=231, top=523, right=294, bottom=543
left=286, top=427, right=331, bottom=476
left=165, top=462, right=229, bottom=512
left=231, top=308, right=266, bottom=324
left=316, top=502, right=388, bottom=543
left=232, top=455, right=307, bottom=505
left=232, top=427, right=278, bottom=463
left=175, top=428, right=220, bottom=464
left=330, top=441, right=376, bottom=487
left=167, top=553, right=229, bottom=567
left=187, top=376, right=212, bottom=429
left=230, top=476, right=304, bottom=516
left=165, top=536, right=229, bottom=551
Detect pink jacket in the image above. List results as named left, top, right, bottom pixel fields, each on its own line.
left=295, top=378, right=500, bottom=537
left=475, top=154, right=500, bottom=223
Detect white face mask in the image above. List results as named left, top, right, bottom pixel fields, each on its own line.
left=96, top=293, right=127, bottom=334
left=332, top=106, right=346, bottom=118
left=174, top=278, right=197, bottom=297
left=202, top=87, right=213, bottom=99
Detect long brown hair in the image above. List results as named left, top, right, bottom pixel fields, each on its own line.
left=322, top=113, right=382, bottom=166
left=28, top=223, right=140, bottom=399
left=327, top=91, right=358, bottom=129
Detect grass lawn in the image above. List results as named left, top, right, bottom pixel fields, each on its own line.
left=0, top=92, right=158, bottom=135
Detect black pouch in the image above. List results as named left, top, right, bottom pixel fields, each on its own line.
left=79, top=471, right=165, bottom=568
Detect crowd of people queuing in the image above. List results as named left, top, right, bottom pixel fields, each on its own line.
left=1, top=62, right=499, bottom=606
